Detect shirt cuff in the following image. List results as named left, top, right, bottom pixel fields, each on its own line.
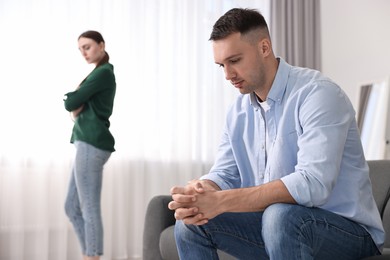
left=200, top=173, right=231, bottom=190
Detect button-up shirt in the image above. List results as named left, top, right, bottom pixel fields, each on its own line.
left=201, top=58, right=385, bottom=249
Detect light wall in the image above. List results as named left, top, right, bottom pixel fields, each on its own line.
left=320, top=0, right=390, bottom=109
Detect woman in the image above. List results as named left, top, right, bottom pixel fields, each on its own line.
left=64, top=30, right=116, bottom=260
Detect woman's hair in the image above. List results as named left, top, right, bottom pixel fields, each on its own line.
left=78, top=30, right=109, bottom=67
left=209, top=8, right=269, bottom=41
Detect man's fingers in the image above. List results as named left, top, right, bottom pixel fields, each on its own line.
left=172, top=193, right=196, bottom=203
left=172, top=207, right=209, bottom=225
left=168, top=201, right=176, bottom=210
left=182, top=213, right=209, bottom=225
left=170, top=186, right=186, bottom=195
left=168, top=200, right=190, bottom=210
left=168, top=195, right=196, bottom=210
left=172, top=207, right=199, bottom=220
left=194, top=182, right=205, bottom=193
left=192, top=218, right=209, bottom=226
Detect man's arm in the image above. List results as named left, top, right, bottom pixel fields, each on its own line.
left=215, top=179, right=296, bottom=213
left=169, top=179, right=296, bottom=225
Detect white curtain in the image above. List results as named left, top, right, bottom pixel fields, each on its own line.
left=0, top=1, right=270, bottom=259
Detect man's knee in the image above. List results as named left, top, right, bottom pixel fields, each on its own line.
left=174, top=220, right=203, bottom=243
left=262, top=203, right=308, bottom=245
left=263, top=204, right=288, bottom=231
left=174, top=220, right=186, bottom=241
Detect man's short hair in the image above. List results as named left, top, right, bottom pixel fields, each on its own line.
left=209, top=8, right=269, bottom=41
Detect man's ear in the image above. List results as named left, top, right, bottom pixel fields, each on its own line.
left=258, top=38, right=272, bottom=57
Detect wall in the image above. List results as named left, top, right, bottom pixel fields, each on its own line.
left=320, top=0, right=390, bottom=109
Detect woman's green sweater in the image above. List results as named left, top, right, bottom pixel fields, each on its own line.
left=64, top=63, right=116, bottom=152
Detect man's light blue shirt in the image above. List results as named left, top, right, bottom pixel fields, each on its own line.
left=201, top=58, right=385, bottom=249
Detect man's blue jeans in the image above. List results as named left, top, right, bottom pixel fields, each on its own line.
left=65, top=141, right=111, bottom=256
left=175, top=203, right=380, bottom=259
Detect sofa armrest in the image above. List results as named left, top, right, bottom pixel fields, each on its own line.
left=143, top=195, right=175, bottom=260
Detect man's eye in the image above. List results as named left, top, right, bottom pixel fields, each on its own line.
left=218, top=64, right=224, bottom=68
left=230, top=58, right=240, bottom=64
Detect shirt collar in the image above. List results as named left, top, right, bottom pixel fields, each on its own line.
left=249, top=92, right=261, bottom=109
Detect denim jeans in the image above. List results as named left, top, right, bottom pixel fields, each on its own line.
left=175, top=203, right=381, bottom=259
left=65, top=141, right=111, bottom=256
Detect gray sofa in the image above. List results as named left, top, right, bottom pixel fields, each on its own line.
left=143, top=160, right=390, bottom=260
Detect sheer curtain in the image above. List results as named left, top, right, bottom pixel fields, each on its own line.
left=0, top=1, right=270, bottom=259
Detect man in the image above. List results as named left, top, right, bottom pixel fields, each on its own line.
left=168, top=8, right=384, bottom=259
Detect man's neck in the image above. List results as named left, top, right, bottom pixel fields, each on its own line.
left=255, top=57, right=280, bottom=101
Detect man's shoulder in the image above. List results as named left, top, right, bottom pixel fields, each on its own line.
left=287, top=66, right=340, bottom=97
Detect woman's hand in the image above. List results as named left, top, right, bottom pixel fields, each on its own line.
left=70, top=104, right=84, bottom=121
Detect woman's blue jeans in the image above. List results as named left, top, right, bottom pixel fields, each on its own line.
left=175, top=203, right=380, bottom=259
left=65, top=141, right=111, bottom=256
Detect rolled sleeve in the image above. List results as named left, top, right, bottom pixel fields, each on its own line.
left=281, top=171, right=327, bottom=207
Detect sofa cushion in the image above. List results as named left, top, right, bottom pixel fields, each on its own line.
left=369, top=160, right=390, bottom=216
left=382, top=202, right=390, bottom=249
left=368, top=160, right=390, bottom=250
left=160, top=226, right=179, bottom=260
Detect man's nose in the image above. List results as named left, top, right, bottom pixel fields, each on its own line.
left=224, top=66, right=236, bottom=81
